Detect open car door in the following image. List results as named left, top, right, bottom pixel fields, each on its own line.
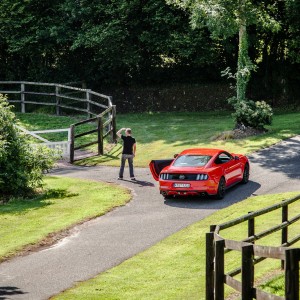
left=149, top=159, right=173, bottom=181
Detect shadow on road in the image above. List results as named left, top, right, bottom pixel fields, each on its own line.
left=249, top=137, right=300, bottom=180
left=0, top=286, right=27, bottom=299
left=164, top=180, right=261, bottom=209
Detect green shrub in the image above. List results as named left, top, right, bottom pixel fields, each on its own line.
left=229, top=97, right=273, bottom=129
left=0, top=94, right=55, bottom=198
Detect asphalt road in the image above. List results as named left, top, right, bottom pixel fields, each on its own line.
left=0, top=136, right=300, bottom=300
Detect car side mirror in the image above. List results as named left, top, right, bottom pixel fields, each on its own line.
left=234, top=156, right=240, bottom=160
left=174, top=154, right=178, bottom=158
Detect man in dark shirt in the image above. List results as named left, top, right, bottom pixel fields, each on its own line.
left=117, top=127, right=136, bottom=180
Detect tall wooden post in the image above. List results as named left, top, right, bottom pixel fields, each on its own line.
left=214, top=239, right=225, bottom=300
left=21, top=83, right=25, bottom=113
left=285, top=249, right=300, bottom=300
left=56, top=85, right=61, bottom=116
left=111, top=105, right=117, bottom=143
left=97, top=117, right=104, bottom=155
left=241, top=245, right=254, bottom=300
left=86, top=89, right=92, bottom=118
left=70, top=125, right=75, bottom=163
left=206, top=232, right=215, bottom=300
left=281, top=204, right=288, bottom=269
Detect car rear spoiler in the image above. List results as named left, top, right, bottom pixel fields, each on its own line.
left=149, top=159, right=173, bottom=181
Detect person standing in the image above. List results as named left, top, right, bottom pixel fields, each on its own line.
left=117, top=127, right=136, bottom=180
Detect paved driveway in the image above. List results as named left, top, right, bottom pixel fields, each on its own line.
left=0, top=136, right=299, bottom=299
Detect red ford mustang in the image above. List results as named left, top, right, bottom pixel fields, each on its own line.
left=149, top=148, right=250, bottom=199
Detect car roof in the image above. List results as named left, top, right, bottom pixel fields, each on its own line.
left=179, top=148, right=224, bottom=156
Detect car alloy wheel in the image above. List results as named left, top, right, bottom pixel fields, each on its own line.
left=242, top=164, right=250, bottom=184
left=216, top=177, right=226, bottom=200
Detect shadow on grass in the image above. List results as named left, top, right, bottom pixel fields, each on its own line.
left=0, top=286, right=27, bottom=299
left=164, top=180, right=261, bottom=210
left=0, top=189, right=78, bottom=215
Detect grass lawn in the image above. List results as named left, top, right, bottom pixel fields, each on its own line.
left=0, top=176, right=131, bottom=262
left=52, top=192, right=300, bottom=300
left=17, top=111, right=300, bottom=167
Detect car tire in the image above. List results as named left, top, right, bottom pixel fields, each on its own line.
left=215, top=177, right=226, bottom=200
left=241, top=163, right=250, bottom=184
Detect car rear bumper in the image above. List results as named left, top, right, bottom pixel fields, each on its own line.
left=159, top=180, right=218, bottom=196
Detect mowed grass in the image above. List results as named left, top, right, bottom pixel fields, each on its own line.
left=0, top=176, right=131, bottom=262
left=52, top=192, right=300, bottom=300
left=16, top=111, right=300, bottom=167
left=75, top=110, right=300, bottom=167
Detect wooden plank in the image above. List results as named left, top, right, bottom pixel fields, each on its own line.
left=74, top=129, right=98, bottom=138
left=255, top=288, right=285, bottom=300
left=112, top=105, right=117, bottom=142
left=0, top=90, right=20, bottom=94
left=225, top=275, right=242, bottom=292
left=32, top=129, right=69, bottom=134
left=23, top=91, right=56, bottom=96
left=206, top=232, right=215, bottom=300
left=56, top=93, right=87, bottom=103
left=281, top=205, right=288, bottom=269
left=89, top=90, right=111, bottom=100
left=73, top=116, right=98, bottom=126
left=88, top=99, right=108, bottom=109
left=103, top=117, right=113, bottom=128
left=15, top=125, right=49, bottom=142
left=23, top=101, right=56, bottom=106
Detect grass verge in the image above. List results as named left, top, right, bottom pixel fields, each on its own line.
left=0, top=176, right=131, bottom=262
left=52, top=192, right=300, bottom=300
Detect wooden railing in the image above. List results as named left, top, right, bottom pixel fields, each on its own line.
left=0, top=81, right=117, bottom=162
left=206, top=194, right=300, bottom=300
left=70, top=105, right=116, bottom=163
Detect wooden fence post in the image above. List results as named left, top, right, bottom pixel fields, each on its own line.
left=111, top=105, right=117, bottom=143
left=206, top=232, right=215, bottom=300
left=70, top=125, right=75, bottom=163
left=86, top=89, right=92, bottom=118
left=281, top=204, right=288, bottom=269
left=285, top=249, right=300, bottom=300
left=56, top=85, right=61, bottom=116
left=97, top=117, right=104, bottom=155
left=241, top=245, right=254, bottom=300
left=214, top=239, right=225, bottom=300
left=21, top=83, right=25, bottom=113
left=248, top=212, right=255, bottom=241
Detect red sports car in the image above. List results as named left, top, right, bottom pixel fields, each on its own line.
left=149, top=148, right=250, bottom=199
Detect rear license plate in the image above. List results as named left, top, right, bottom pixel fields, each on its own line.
left=173, top=183, right=190, bottom=188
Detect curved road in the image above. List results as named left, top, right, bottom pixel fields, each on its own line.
left=0, top=136, right=300, bottom=299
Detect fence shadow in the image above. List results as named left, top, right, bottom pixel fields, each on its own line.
left=0, top=286, right=27, bottom=299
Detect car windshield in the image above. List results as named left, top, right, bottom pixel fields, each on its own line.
left=173, top=155, right=212, bottom=167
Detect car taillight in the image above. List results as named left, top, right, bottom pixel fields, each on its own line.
left=160, top=173, right=169, bottom=180
left=196, top=174, right=208, bottom=180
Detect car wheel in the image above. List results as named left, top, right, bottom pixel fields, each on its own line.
left=215, top=177, right=226, bottom=200
left=242, top=163, right=249, bottom=184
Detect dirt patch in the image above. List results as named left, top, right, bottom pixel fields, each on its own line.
left=212, top=126, right=267, bottom=141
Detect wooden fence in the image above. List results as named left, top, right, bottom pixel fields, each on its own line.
left=206, top=194, right=300, bottom=300
left=0, top=81, right=117, bottom=162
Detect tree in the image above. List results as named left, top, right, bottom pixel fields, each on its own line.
left=169, top=0, right=276, bottom=127
left=0, top=94, right=55, bottom=199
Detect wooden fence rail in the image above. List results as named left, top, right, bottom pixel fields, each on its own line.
left=0, top=81, right=117, bottom=162
left=206, top=194, right=300, bottom=300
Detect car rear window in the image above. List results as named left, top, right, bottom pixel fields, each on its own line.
left=173, top=155, right=212, bottom=167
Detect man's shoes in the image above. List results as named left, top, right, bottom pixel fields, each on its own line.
left=131, top=177, right=136, bottom=181
left=118, top=177, right=123, bottom=180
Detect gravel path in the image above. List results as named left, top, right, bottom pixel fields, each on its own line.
left=0, top=136, right=300, bottom=300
